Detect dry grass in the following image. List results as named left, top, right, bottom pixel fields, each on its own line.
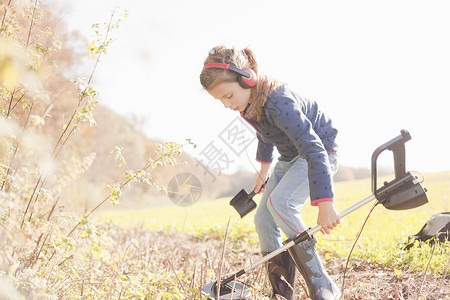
left=93, top=224, right=449, bottom=299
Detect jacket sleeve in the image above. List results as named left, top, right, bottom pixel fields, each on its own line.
left=256, top=134, right=274, bottom=164
left=269, top=97, right=335, bottom=205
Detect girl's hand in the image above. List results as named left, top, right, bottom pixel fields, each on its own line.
left=252, top=176, right=267, bottom=194
left=253, top=163, right=271, bottom=194
left=317, top=202, right=340, bottom=235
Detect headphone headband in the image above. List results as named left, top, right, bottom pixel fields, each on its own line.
left=203, top=63, right=251, bottom=79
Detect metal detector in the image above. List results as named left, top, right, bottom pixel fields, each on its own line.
left=202, top=130, right=428, bottom=299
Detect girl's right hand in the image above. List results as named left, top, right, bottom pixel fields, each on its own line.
left=253, top=162, right=271, bottom=194
left=252, top=176, right=266, bottom=194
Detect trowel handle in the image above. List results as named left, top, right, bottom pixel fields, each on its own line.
left=248, top=190, right=257, bottom=199
left=249, top=181, right=267, bottom=199
left=248, top=178, right=269, bottom=200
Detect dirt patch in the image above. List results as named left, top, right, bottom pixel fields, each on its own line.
left=127, top=228, right=449, bottom=299
left=324, top=258, right=449, bottom=299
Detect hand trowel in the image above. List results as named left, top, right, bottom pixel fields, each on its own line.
left=229, top=182, right=266, bottom=218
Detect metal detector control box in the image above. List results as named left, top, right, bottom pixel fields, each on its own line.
left=371, top=129, right=428, bottom=210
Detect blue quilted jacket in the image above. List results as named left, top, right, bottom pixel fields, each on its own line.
left=241, top=85, right=338, bottom=205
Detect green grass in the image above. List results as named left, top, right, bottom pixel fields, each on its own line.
left=101, top=171, right=450, bottom=274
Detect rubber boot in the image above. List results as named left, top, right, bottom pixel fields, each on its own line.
left=262, top=250, right=297, bottom=300
left=285, top=237, right=341, bottom=300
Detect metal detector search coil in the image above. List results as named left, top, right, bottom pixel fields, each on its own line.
left=203, top=281, right=251, bottom=300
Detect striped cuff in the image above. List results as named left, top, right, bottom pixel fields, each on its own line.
left=256, top=158, right=272, bottom=164
left=311, top=198, right=334, bottom=206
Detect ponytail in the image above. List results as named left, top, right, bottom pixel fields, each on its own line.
left=242, top=48, right=258, bottom=73
left=242, top=48, right=281, bottom=121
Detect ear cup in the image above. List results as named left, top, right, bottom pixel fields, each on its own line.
left=238, top=68, right=257, bottom=89
left=203, top=63, right=257, bottom=89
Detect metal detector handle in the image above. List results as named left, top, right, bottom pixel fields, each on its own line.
left=371, top=129, right=411, bottom=194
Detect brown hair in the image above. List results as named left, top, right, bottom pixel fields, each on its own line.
left=199, top=45, right=281, bottom=121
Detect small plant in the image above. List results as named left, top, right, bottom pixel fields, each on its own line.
left=0, top=3, right=188, bottom=298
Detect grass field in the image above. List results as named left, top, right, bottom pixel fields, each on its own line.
left=102, top=170, right=450, bottom=274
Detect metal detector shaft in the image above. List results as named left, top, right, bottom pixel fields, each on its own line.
left=220, top=193, right=377, bottom=286
left=220, top=171, right=418, bottom=286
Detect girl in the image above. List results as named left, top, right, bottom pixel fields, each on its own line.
left=200, top=45, right=341, bottom=300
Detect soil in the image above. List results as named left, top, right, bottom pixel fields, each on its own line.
left=144, top=230, right=449, bottom=299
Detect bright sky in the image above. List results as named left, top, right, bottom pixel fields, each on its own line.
left=52, top=0, right=450, bottom=175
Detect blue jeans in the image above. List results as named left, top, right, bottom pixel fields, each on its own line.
left=254, top=153, right=339, bottom=253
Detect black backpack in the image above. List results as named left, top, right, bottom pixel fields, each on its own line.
left=404, top=212, right=450, bottom=250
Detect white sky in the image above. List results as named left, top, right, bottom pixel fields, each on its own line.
left=51, top=0, right=450, bottom=175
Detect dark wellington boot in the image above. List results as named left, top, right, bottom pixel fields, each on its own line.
left=263, top=250, right=297, bottom=300
left=285, top=237, right=341, bottom=300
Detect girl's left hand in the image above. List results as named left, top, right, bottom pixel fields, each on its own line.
left=317, top=202, right=340, bottom=235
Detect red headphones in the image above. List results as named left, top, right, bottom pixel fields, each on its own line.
left=203, top=63, right=257, bottom=89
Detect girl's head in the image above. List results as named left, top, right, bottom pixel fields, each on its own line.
left=200, top=46, right=280, bottom=120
